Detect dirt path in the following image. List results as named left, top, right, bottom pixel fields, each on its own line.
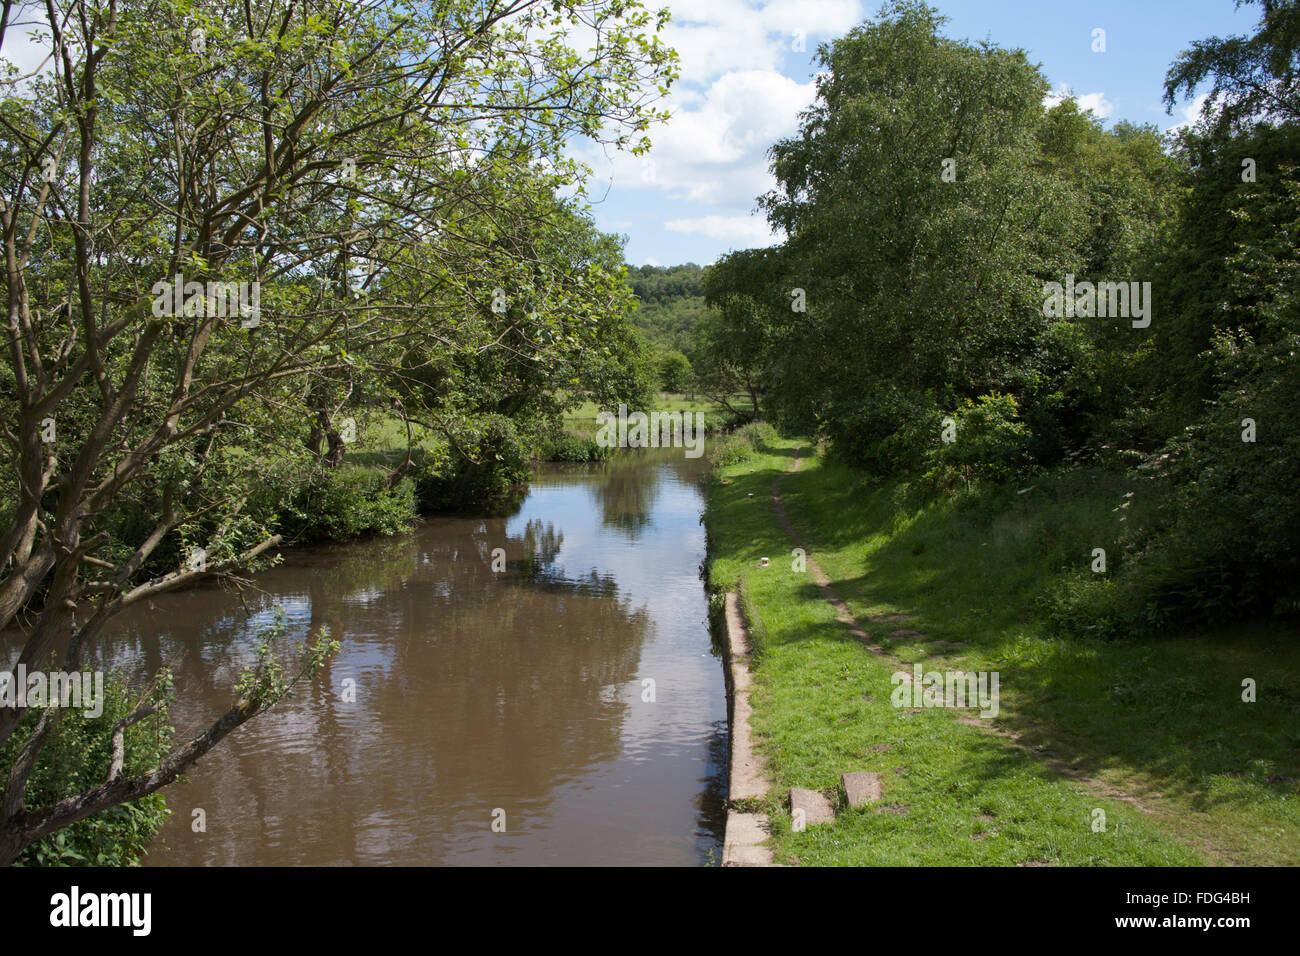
left=769, top=450, right=891, bottom=655
left=763, top=445, right=1208, bottom=848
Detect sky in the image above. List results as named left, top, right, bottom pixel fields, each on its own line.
left=573, top=0, right=1263, bottom=268
left=1, top=1, right=1262, bottom=270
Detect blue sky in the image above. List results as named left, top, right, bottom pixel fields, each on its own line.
left=574, top=0, right=1262, bottom=268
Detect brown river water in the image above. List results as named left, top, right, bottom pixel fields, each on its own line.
left=8, top=451, right=727, bottom=865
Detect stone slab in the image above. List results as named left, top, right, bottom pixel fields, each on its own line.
left=841, top=771, right=882, bottom=809
left=724, top=811, right=768, bottom=846
left=722, top=812, right=772, bottom=866
left=723, top=844, right=774, bottom=866
left=789, top=787, right=835, bottom=827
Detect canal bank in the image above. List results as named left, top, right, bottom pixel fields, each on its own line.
left=702, top=431, right=1299, bottom=866
left=718, top=590, right=775, bottom=866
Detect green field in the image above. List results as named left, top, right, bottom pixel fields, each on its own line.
left=338, top=392, right=752, bottom=463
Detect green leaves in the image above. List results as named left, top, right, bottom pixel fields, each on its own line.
left=0, top=678, right=175, bottom=867
left=756, top=2, right=1066, bottom=428
left=1163, top=0, right=1300, bottom=134
left=235, top=612, right=339, bottom=710
left=710, top=1, right=1186, bottom=485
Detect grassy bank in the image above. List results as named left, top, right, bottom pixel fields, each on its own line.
left=705, top=433, right=1300, bottom=866
left=560, top=392, right=752, bottom=436
left=257, top=394, right=757, bottom=545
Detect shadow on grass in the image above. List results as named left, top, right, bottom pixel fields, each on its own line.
left=755, top=441, right=803, bottom=462
left=771, top=454, right=1300, bottom=849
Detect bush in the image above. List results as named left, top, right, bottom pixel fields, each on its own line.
left=1, top=677, right=173, bottom=866
left=535, top=418, right=614, bottom=463
left=279, top=466, right=416, bottom=544
left=1119, top=343, right=1300, bottom=629
left=824, top=387, right=943, bottom=476
left=1039, top=572, right=1133, bottom=640
left=415, top=414, right=532, bottom=511
left=540, top=432, right=613, bottom=462
left=921, top=393, right=1035, bottom=492
left=708, top=421, right=774, bottom=468
left=1110, top=172, right=1300, bottom=631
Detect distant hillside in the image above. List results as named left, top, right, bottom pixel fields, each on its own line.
left=626, top=263, right=706, bottom=355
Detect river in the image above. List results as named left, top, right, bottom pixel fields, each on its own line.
left=28, top=451, right=728, bottom=865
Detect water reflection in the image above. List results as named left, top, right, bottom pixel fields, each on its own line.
left=588, top=453, right=665, bottom=538
left=9, top=451, right=726, bottom=866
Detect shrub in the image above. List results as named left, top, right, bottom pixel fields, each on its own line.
left=922, top=392, right=1035, bottom=492
left=1, top=677, right=173, bottom=866
left=1116, top=168, right=1300, bottom=632
left=1120, top=342, right=1300, bottom=629
left=415, top=414, right=532, bottom=511
left=708, top=421, right=774, bottom=469
left=540, top=432, right=612, bottom=462
left=279, top=466, right=416, bottom=544
left=1039, top=572, right=1133, bottom=640
left=535, top=418, right=614, bottom=463
left=824, top=387, right=943, bottom=476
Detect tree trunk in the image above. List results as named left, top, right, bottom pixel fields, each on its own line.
left=324, top=426, right=346, bottom=467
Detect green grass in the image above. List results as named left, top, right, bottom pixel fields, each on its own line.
left=343, top=414, right=444, bottom=463
left=706, top=435, right=1300, bottom=866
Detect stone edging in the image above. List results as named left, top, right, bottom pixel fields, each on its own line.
left=721, top=591, right=776, bottom=866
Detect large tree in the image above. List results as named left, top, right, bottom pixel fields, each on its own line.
left=758, top=0, right=1080, bottom=440
left=694, top=247, right=790, bottom=421
left=1164, top=0, right=1300, bottom=134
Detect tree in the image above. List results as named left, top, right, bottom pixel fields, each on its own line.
left=0, top=0, right=673, bottom=864
left=1164, top=0, right=1300, bottom=134
left=383, top=178, right=651, bottom=488
left=1105, top=0, right=1300, bottom=628
left=656, top=350, right=692, bottom=393
left=695, top=247, right=789, bottom=422
left=756, top=0, right=1080, bottom=454
left=1154, top=0, right=1300, bottom=429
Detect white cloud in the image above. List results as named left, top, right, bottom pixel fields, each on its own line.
left=660, top=0, right=864, bottom=85
left=568, top=1, right=866, bottom=258
left=664, top=214, right=781, bottom=246
left=1044, top=85, right=1115, bottom=120
left=1166, top=92, right=1211, bottom=133
left=578, top=68, right=815, bottom=211
left=1074, top=92, right=1115, bottom=119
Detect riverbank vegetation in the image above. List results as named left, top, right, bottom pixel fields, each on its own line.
left=706, top=435, right=1299, bottom=865
left=700, top=0, right=1300, bottom=642
left=3, top=0, right=1296, bottom=870
left=702, top=0, right=1300, bottom=642
left=700, top=0, right=1300, bottom=866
